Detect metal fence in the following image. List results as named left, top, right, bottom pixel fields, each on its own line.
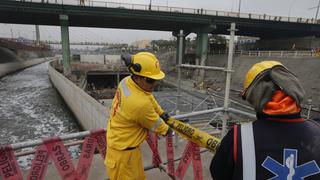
left=236, top=50, right=320, bottom=58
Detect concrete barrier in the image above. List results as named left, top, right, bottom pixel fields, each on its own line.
left=80, top=54, right=105, bottom=64
left=79, top=54, right=122, bottom=65
left=105, top=54, right=121, bottom=64
left=0, top=58, right=50, bottom=78
left=48, top=62, right=111, bottom=130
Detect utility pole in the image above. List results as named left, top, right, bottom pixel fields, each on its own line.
left=149, top=0, right=152, bottom=10
left=238, top=0, right=242, bottom=16
left=316, top=0, right=320, bottom=19
left=308, top=0, right=320, bottom=20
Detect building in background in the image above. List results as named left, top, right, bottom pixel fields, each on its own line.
left=131, top=39, right=151, bottom=50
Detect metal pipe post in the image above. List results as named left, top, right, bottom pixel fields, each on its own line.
left=222, top=22, right=236, bottom=137
left=117, top=70, right=120, bottom=86
left=60, top=14, right=71, bottom=76
left=176, top=30, right=184, bottom=113
left=199, top=32, right=209, bottom=83
left=179, top=64, right=226, bottom=71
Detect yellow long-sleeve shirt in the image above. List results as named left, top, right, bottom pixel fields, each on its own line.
left=106, top=76, right=169, bottom=150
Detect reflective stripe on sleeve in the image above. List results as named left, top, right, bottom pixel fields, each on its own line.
left=151, top=117, right=163, bottom=132
left=121, top=78, right=131, bottom=97
left=241, top=122, right=256, bottom=180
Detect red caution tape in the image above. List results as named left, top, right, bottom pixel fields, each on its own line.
left=75, top=129, right=106, bottom=180
left=175, top=141, right=203, bottom=180
left=44, top=137, right=79, bottom=180
left=27, top=145, right=49, bottom=180
left=76, top=135, right=97, bottom=180
left=175, top=141, right=193, bottom=179
left=191, top=142, right=202, bottom=180
left=152, top=133, right=160, bottom=167
left=146, top=131, right=162, bottom=167
left=0, top=145, right=23, bottom=180
left=166, top=133, right=175, bottom=179
left=91, top=129, right=106, bottom=160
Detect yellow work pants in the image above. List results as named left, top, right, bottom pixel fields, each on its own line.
left=105, top=147, right=146, bottom=180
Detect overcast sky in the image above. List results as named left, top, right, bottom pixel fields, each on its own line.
left=0, top=0, right=319, bottom=44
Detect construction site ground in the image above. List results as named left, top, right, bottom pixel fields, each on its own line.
left=159, top=53, right=320, bottom=110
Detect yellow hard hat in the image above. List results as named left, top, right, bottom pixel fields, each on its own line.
left=129, top=52, right=165, bottom=80
left=242, top=61, right=284, bottom=97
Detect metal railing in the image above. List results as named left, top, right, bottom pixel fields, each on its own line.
left=15, top=0, right=319, bottom=24
left=8, top=107, right=226, bottom=173
left=236, top=50, right=320, bottom=58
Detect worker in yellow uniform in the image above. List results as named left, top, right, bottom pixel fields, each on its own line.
left=105, top=52, right=170, bottom=180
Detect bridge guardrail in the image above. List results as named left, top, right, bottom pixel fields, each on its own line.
left=236, top=50, right=320, bottom=58
left=16, top=0, right=319, bottom=25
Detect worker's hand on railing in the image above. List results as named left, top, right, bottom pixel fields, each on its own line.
left=160, top=112, right=170, bottom=123
left=166, top=127, right=173, bottom=136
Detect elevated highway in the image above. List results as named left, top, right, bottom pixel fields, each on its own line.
left=1, top=0, right=320, bottom=77
left=0, top=0, right=320, bottom=38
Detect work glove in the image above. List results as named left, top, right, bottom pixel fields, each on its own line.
left=166, top=127, right=173, bottom=136
left=160, top=112, right=170, bottom=123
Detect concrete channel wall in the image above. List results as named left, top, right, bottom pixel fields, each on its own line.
left=48, top=62, right=112, bottom=130
left=0, top=58, right=49, bottom=78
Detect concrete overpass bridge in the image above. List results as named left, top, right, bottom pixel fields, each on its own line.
left=0, top=0, right=319, bottom=75
left=0, top=0, right=319, bottom=38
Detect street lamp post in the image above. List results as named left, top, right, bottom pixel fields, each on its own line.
left=149, top=0, right=152, bottom=10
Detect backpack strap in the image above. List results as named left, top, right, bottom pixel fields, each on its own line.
left=241, top=122, right=256, bottom=180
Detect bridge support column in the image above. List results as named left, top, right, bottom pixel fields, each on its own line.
left=60, top=14, right=71, bottom=76
left=35, top=25, right=40, bottom=46
left=195, top=31, right=208, bottom=84
left=174, top=32, right=186, bottom=65
left=176, top=30, right=185, bottom=112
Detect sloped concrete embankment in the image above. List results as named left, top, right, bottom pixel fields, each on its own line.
left=0, top=58, right=50, bottom=78
left=0, top=46, right=52, bottom=78
left=48, top=61, right=110, bottom=130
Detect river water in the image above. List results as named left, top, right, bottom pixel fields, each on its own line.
left=0, top=62, right=80, bottom=145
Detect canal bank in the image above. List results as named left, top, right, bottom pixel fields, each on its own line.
left=0, top=57, right=52, bottom=78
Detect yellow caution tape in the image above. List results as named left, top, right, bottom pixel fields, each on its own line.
left=166, top=118, right=221, bottom=153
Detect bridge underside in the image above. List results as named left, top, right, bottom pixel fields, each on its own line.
left=0, top=1, right=319, bottom=38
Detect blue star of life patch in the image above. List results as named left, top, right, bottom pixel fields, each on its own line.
left=262, top=149, right=320, bottom=180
